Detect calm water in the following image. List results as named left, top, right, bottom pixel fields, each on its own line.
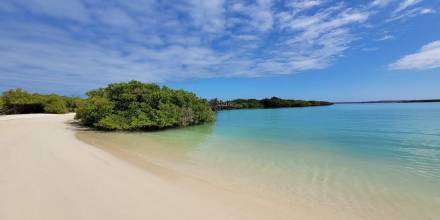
left=79, top=103, right=440, bottom=219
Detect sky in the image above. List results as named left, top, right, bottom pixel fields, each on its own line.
left=0, top=0, right=439, bottom=102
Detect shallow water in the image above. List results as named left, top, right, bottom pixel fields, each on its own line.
left=78, top=103, right=440, bottom=219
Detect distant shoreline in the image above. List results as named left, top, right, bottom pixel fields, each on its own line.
left=335, top=99, right=440, bottom=104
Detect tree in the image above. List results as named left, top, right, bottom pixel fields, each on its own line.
left=75, top=81, right=215, bottom=130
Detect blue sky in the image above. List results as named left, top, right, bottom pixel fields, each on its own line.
left=0, top=0, right=439, bottom=101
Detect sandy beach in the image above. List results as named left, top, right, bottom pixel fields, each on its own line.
left=0, top=113, right=352, bottom=220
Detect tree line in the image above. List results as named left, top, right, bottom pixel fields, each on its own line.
left=0, top=88, right=82, bottom=114
left=209, top=97, right=333, bottom=111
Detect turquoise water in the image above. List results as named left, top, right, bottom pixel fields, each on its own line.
left=80, top=103, right=440, bottom=219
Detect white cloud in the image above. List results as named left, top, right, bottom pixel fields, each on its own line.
left=375, top=0, right=436, bottom=22
left=235, top=35, right=259, bottom=41
left=227, top=0, right=274, bottom=32
left=280, top=6, right=369, bottom=37
left=245, top=5, right=371, bottom=76
left=15, top=0, right=90, bottom=22
left=420, top=8, right=435, bottom=14
left=387, top=6, right=435, bottom=22
left=394, top=0, right=422, bottom=13
left=189, top=0, right=225, bottom=33
left=94, top=8, right=139, bottom=28
left=389, top=40, right=440, bottom=70
left=0, top=0, right=437, bottom=92
left=377, top=34, right=394, bottom=41
left=371, top=0, right=394, bottom=7
left=254, top=0, right=274, bottom=31
left=288, top=0, right=324, bottom=10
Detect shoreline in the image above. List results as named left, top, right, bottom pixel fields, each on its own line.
left=0, top=114, right=350, bottom=220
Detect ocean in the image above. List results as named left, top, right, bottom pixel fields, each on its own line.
left=78, top=103, right=440, bottom=219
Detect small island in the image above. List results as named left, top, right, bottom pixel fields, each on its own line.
left=209, top=97, right=333, bottom=111
left=1, top=80, right=333, bottom=131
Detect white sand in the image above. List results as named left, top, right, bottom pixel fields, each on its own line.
left=0, top=114, right=348, bottom=220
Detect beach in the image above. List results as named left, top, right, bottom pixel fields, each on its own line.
left=0, top=113, right=348, bottom=220
left=2, top=104, right=439, bottom=220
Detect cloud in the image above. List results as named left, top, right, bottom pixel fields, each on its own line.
left=377, top=34, right=394, bottom=41
left=389, top=40, right=440, bottom=70
left=394, top=0, right=422, bottom=14
left=272, top=5, right=369, bottom=73
left=387, top=6, right=435, bottom=22
left=0, top=0, right=437, bottom=93
left=382, top=0, right=435, bottom=22
left=288, top=0, right=324, bottom=10
left=227, top=0, right=274, bottom=32
left=93, top=8, right=139, bottom=28
left=371, top=0, right=394, bottom=7
left=14, top=0, right=90, bottom=22
left=189, top=0, right=225, bottom=33
left=420, top=8, right=436, bottom=14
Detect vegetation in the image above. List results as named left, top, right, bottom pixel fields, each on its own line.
left=0, top=95, right=4, bottom=114
left=260, top=97, right=333, bottom=108
left=0, top=83, right=332, bottom=131
left=0, top=89, right=82, bottom=114
left=230, top=99, right=264, bottom=109
left=210, top=97, right=333, bottom=111
left=74, top=81, right=215, bottom=130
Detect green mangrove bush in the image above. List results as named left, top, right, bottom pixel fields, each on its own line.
left=0, top=89, right=82, bottom=114
left=0, top=95, right=4, bottom=114
left=75, top=81, right=215, bottom=130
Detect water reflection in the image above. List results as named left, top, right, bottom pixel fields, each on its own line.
left=76, top=122, right=215, bottom=164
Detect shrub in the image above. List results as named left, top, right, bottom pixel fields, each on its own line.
left=1, top=89, right=45, bottom=114
left=75, top=97, right=114, bottom=127
left=1, top=88, right=81, bottom=114
left=43, top=96, right=69, bottom=114
left=65, top=97, right=84, bottom=112
left=0, top=96, right=4, bottom=114
left=75, top=81, right=215, bottom=130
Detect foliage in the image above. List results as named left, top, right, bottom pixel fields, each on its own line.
left=65, top=97, right=84, bottom=112
left=210, top=97, right=333, bottom=110
left=75, top=81, right=215, bottom=130
left=261, top=97, right=333, bottom=108
left=43, top=95, right=69, bottom=114
left=0, top=95, right=4, bottom=114
left=0, top=88, right=81, bottom=114
left=230, top=99, right=264, bottom=109
left=75, top=96, right=114, bottom=127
